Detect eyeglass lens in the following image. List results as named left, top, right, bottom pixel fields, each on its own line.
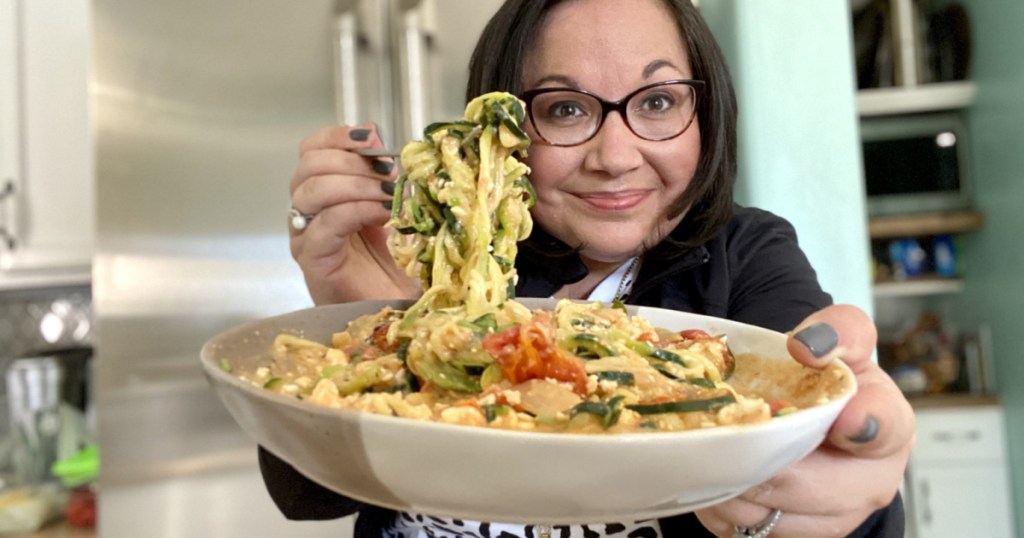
left=528, top=82, right=697, bottom=146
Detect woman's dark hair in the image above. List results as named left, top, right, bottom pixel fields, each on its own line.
left=465, top=0, right=738, bottom=256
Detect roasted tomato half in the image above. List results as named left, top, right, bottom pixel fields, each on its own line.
left=482, top=317, right=588, bottom=396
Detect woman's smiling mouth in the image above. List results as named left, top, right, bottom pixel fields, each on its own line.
left=576, top=190, right=651, bottom=211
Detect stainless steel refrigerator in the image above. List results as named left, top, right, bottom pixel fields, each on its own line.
left=93, top=1, right=501, bottom=536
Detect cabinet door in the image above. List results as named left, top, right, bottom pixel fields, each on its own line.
left=908, top=464, right=1014, bottom=538
left=913, top=406, right=1007, bottom=463
left=0, top=0, right=93, bottom=286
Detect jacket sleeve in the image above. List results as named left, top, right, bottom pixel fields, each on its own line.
left=848, top=493, right=906, bottom=537
left=257, top=445, right=367, bottom=520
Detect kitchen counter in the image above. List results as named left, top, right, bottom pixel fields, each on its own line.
left=12, top=520, right=93, bottom=538
left=907, top=392, right=1000, bottom=409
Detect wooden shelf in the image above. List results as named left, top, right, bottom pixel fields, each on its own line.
left=873, top=277, right=964, bottom=298
left=856, top=81, right=977, bottom=117
left=907, top=393, right=1000, bottom=409
left=869, top=210, right=983, bottom=239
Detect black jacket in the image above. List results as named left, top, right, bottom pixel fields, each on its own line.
left=259, top=206, right=904, bottom=537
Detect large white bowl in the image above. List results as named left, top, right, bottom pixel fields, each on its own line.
left=201, top=299, right=855, bottom=525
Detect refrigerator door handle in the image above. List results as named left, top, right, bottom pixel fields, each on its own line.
left=333, top=0, right=361, bottom=126
left=0, top=179, right=16, bottom=251
left=393, top=0, right=431, bottom=144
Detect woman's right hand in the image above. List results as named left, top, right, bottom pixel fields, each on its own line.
left=289, top=122, right=421, bottom=305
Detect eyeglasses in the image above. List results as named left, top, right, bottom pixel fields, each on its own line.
left=520, top=79, right=704, bottom=147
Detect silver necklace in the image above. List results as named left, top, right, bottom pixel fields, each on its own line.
left=613, top=256, right=641, bottom=302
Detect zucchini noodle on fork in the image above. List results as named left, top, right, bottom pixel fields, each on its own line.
left=386, top=92, right=535, bottom=322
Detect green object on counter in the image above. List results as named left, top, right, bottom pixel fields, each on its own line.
left=50, top=444, right=98, bottom=488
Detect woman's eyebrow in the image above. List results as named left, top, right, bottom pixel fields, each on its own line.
left=643, top=59, right=680, bottom=79
left=530, top=74, right=579, bottom=88
left=529, top=60, right=682, bottom=90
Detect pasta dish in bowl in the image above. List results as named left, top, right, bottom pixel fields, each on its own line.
left=201, top=298, right=854, bottom=524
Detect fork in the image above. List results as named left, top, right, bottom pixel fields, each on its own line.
left=353, top=148, right=401, bottom=158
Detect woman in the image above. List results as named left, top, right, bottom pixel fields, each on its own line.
left=274, top=0, right=914, bottom=536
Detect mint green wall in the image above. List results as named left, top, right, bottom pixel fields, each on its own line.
left=941, top=1, right=1024, bottom=532
left=700, top=0, right=874, bottom=316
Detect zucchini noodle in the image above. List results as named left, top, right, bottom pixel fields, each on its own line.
left=386, top=92, right=534, bottom=321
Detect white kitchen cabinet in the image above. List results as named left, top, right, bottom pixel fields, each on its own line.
left=0, top=0, right=93, bottom=289
left=905, top=404, right=1015, bottom=538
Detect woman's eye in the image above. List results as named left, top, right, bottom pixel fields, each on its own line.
left=638, top=93, right=677, bottom=112
left=546, top=101, right=587, bottom=119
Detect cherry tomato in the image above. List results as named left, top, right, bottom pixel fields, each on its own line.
left=482, top=319, right=588, bottom=396
left=369, top=322, right=400, bottom=352
left=768, top=398, right=792, bottom=416
left=679, top=329, right=712, bottom=340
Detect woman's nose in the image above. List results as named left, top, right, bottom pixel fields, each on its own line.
left=583, top=111, right=644, bottom=176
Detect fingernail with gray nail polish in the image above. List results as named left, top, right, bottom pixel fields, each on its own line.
left=381, top=200, right=392, bottom=210
left=794, top=322, right=838, bottom=358
left=349, top=128, right=371, bottom=141
left=380, top=181, right=395, bottom=195
left=849, top=416, right=879, bottom=444
left=372, top=159, right=394, bottom=175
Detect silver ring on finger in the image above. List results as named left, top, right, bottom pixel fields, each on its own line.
left=733, top=508, right=782, bottom=538
left=289, top=207, right=316, bottom=231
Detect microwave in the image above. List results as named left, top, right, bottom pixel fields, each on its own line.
left=859, top=112, right=973, bottom=217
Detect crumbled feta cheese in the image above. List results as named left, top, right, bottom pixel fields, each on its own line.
left=309, top=379, right=342, bottom=407
left=500, top=390, right=521, bottom=406
left=478, top=394, right=497, bottom=406
left=440, top=406, right=486, bottom=426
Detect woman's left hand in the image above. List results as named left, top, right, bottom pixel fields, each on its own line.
left=695, top=304, right=915, bottom=537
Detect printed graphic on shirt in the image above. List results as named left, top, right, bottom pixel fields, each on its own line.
left=386, top=511, right=662, bottom=538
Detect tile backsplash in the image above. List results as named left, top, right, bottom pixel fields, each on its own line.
left=0, top=285, right=93, bottom=361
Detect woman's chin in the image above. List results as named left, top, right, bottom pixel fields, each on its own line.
left=575, top=237, right=648, bottom=264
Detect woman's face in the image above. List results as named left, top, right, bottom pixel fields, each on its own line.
left=521, top=0, right=701, bottom=264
